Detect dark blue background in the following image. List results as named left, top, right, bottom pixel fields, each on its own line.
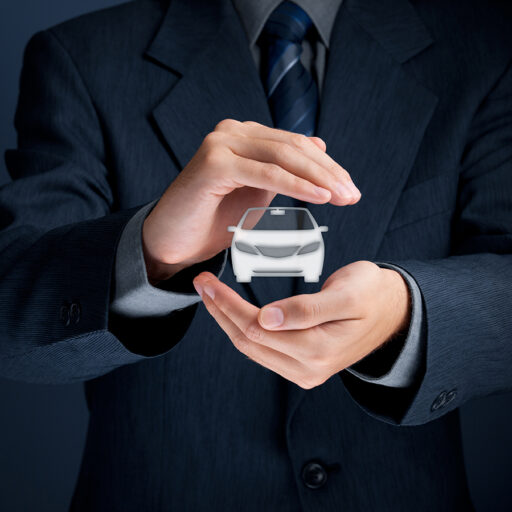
left=0, top=1, right=511, bottom=510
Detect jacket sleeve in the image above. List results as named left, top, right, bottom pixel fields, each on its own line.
left=0, top=30, right=194, bottom=384
left=340, top=59, right=512, bottom=426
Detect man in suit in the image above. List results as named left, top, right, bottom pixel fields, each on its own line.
left=0, top=0, right=511, bottom=509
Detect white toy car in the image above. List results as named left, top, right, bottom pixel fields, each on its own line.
left=227, top=207, right=328, bottom=283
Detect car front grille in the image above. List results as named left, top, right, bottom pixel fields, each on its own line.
left=255, top=245, right=300, bottom=258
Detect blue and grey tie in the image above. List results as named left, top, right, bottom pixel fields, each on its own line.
left=259, top=1, right=319, bottom=136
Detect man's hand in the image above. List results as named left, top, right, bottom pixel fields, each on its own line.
left=192, top=261, right=411, bottom=389
left=142, top=120, right=361, bottom=283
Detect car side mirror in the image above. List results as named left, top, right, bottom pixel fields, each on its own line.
left=319, top=226, right=328, bottom=232
left=227, top=226, right=237, bottom=232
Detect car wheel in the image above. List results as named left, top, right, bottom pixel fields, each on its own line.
left=304, top=276, right=319, bottom=283
left=236, top=276, right=252, bottom=283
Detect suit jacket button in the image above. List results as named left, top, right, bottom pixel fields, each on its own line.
left=69, top=302, right=81, bottom=324
left=431, top=391, right=447, bottom=411
left=445, top=388, right=457, bottom=405
left=60, top=303, right=71, bottom=327
left=302, top=462, right=328, bottom=489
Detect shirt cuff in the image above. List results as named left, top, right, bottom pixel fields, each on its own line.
left=110, top=199, right=228, bottom=318
left=345, top=262, right=426, bottom=388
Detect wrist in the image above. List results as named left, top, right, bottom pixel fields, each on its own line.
left=141, top=242, right=189, bottom=285
left=382, top=268, right=412, bottom=339
left=141, top=218, right=196, bottom=285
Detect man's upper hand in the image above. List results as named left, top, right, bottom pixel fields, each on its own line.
left=192, top=261, right=411, bottom=389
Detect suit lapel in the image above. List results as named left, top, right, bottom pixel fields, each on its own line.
left=287, top=0, right=439, bottom=422
left=146, top=0, right=273, bottom=170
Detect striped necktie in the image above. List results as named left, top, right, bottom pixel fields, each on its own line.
left=258, top=1, right=319, bottom=136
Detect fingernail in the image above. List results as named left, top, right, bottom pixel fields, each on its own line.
left=347, top=181, right=361, bottom=199
left=314, top=186, right=331, bottom=199
left=203, top=285, right=215, bottom=300
left=260, top=307, right=284, bottom=328
left=193, top=282, right=203, bottom=297
left=336, top=182, right=353, bottom=199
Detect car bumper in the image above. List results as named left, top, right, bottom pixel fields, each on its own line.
left=231, top=249, right=324, bottom=278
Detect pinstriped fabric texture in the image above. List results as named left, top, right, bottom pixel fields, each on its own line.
left=2, top=0, right=512, bottom=509
left=258, top=1, right=318, bottom=135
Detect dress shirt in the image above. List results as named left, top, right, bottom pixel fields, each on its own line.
left=110, top=0, right=426, bottom=388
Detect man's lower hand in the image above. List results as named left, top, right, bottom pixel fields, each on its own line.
left=192, top=261, right=411, bottom=389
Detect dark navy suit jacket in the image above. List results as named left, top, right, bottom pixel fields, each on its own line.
left=1, top=0, right=512, bottom=510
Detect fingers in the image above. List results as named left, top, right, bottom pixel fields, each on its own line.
left=231, top=154, right=333, bottom=204
left=239, top=122, right=353, bottom=189
left=192, top=273, right=327, bottom=362
left=213, top=119, right=361, bottom=205
left=194, top=275, right=309, bottom=385
left=194, top=272, right=259, bottom=322
left=228, top=136, right=355, bottom=205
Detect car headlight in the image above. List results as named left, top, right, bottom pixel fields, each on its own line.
left=297, top=241, right=321, bottom=255
left=234, top=241, right=259, bottom=255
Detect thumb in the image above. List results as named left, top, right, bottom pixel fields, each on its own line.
left=258, top=289, right=342, bottom=330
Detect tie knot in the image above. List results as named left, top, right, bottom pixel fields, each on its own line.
left=261, top=1, right=314, bottom=46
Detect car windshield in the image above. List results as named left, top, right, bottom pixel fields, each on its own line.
left=241, top=209, right=315, bottom=230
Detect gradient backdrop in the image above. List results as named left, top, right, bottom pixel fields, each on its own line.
left=0, top=1, right=511, bottom=511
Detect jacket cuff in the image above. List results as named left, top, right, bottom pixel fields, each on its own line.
left=110, top=199, right=227, bottom=318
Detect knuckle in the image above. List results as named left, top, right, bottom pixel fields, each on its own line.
left=291, top=174, right=307, bottom=192
left=297, top=298, right=321, bottom=323
left=202, top=134, right=227, bottom=165
left=274, top=141, right=294, bottom=160
left=215, top=118, right=240, bottom=132
left=244, top=323, right=265, bottom=343
left=202, top=147, right=224, bottom=168
left=261, top=162, right=281, bottom=181
left=203, top=131, right=223, bottom=149
left=232, top=332, right=249, bottom=352
left=307, top=162, right=323, bottom=177
left=290, top=133, right=310, bottom=151
left=339, top=168, right=352, bottom=181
